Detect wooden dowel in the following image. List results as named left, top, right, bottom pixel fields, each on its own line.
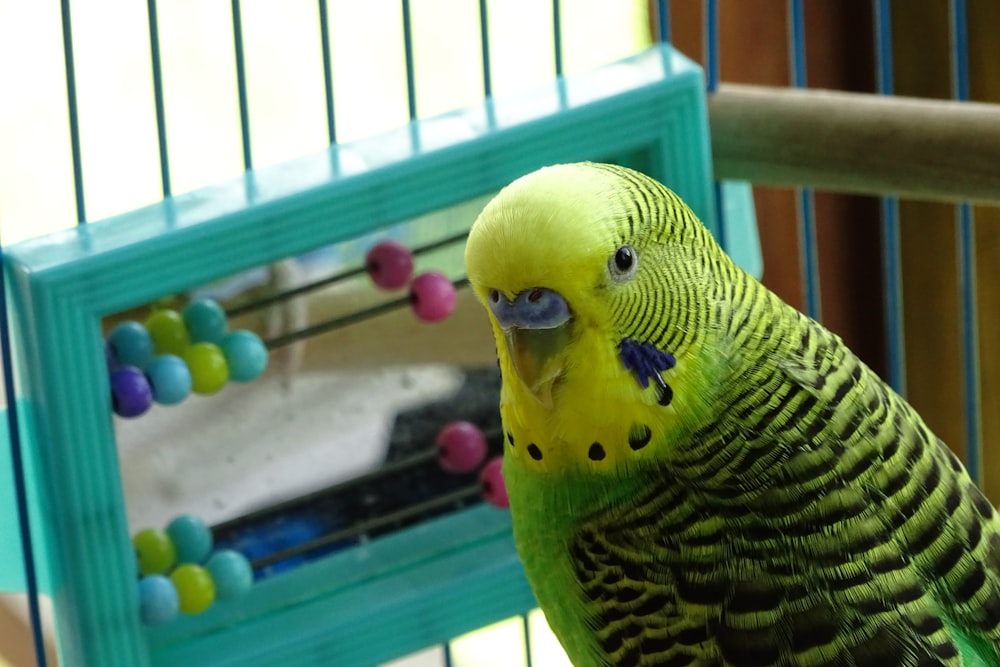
left=708, top=84, right=1000, bottom=205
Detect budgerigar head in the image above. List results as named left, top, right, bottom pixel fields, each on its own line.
left=465, top=162, right=739, bottom=476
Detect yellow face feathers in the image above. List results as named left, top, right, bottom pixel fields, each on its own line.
left=465, top=162, right=733, bottom=477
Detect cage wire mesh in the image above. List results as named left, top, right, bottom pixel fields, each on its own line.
left=1, top=1, right=999, bottom=666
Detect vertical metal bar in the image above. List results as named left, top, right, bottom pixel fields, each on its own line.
left=552, top=0, right=563, bottom=77
left=705, top=0, right=719, bottom=92
left=874, top=0, right=906, bottom=394
left=789, top=0, right=821, bottom=320
left=231, top=0, right=253, bottom=170
left=950, top=0, right=981, bottom=480
left=147, top=0, right=171, bottom=197
left=522, top=613, right=533, bottom=667
left=60, top=0, right=87, bottom=223
left=655, top=0, right=670, bottom=44
left=443, top=642, right=454, bottom=667
left=478, top=0, right=492, bottom=98
left=317, top=0, right=337, bottom=144
left=705, top=0, right=727, bottom=250
left=401, top=0, right=418, bottom=121
left=0, top=248, right=48, bottom=666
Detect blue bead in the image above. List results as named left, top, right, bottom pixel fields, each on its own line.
left=205, top=549, right=253, bottom=600
left=110, top=367, right=153, bottom=418
left=183, top=298, right=228, bottom=344
left=145, top=354, right=193, bottom=405
left=222, top=330, right=268, bottom=382
left=138, top=575, right=179, bottom=625
left=107, top=321, right=154, bottom=369
left=167, top=514, right=213, bottom=564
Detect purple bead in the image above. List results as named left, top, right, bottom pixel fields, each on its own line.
left=480, top=456, right=509, bottom=509
left=436, top=421, right=488, bottom=474
left=366, top=240, right=414, bottom=290
left=410, top=272, right=456, bottom=322
left=110, top=366, right=153, bottom=418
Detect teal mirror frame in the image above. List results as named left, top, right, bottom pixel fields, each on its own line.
left=3, top=45, right=758, bottom=666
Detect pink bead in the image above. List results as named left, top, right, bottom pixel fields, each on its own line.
left=480, top=456, right=509, bottom=509
left=366, top=240, right=414, bottom=290
left=410, top=272, right=456, bottom=322
left=436, top=421, right=488, bottom=474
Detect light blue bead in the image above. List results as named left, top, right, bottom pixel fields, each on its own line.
left=206, top=549, right=254, bottom=601
left=145, top=355, right=192, bottom=405
left=138, top=575, right=179, bottom=625
left=107, top=321, right=154, bottom=369
left=182, top=298, right=228, bottom=344
left=222, top=330, right=268, bottom=382
left=167, top=514, right=213, bottom=564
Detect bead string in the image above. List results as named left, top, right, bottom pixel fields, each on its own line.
left=212, top=423, right=501, bottom=535
left=247, top=483, right=483, bottom=569
left=225, top=230, right=470, bottom=318
left=262, top=276, right=469, bottom=351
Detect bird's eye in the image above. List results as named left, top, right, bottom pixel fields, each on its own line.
left=609, top=245, right=639, bottom=282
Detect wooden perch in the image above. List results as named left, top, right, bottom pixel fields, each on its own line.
left=708, top=84, right=1000, bottom=205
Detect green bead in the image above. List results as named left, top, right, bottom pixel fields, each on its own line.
left=133, top=528, right=176, bottom=576
left=170, top=564, right=216, bottom=615
left=183, top=343, right=229, bottom=395
left=145, top=310, right=191, bottom=356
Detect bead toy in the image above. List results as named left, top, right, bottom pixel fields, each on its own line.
left=145, top=309, right=192, bottom=356
left=480, top=456, right=509, bottom=509
left=167, top=514, right=213, bottom=564
left=435, top=421, right=488, bottom=474
left=410, top=271, right=457, bottom=322
left=221, top=330, right=268, bottom=382
left=107, top=320, right=155, bottom=369
left=182, top=298, right=229, bottom=344
left=170, top=564, right=216, bottom=615
left=133, top=528, right=177, bottom=576
left=205, top=550, right=254, bottom=601
left=110, top=367, right=153, bottom=418
left=138, top=575, right=180, bottom=626
left=366, top=240, right=414, bottom=290
left=144, top=354, right=192, bottom=405
left=183, top=342, right=230, bottom=395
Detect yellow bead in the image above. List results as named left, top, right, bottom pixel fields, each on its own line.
left=145, top=310, right=191, bottom=356
left=133, top=528, right=176, bottom=576
left=183, top=343, right=229, bottom=395
left=170, top=564, right=216, bottom=615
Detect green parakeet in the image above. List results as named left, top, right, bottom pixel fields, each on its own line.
left=463, top=162, right=1000, bottom=666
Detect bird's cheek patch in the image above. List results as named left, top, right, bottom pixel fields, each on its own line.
left=618, top=338, right=676, bottom=406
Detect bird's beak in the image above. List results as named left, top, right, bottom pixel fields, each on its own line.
left=505, top=322, right=570, bottom=408
left=487, top=287, right=572, bottom=409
